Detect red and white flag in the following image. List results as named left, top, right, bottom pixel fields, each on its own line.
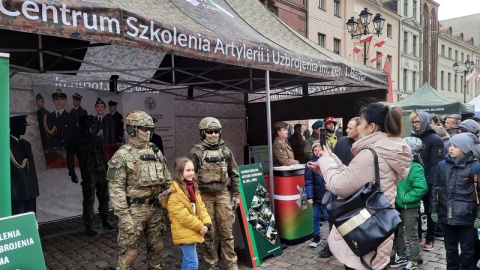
left=374, top=37, right=390, bottom=48
left=384, top=59, right=393, bottom=103
left=352, top=45, right=363, bottom=54
left=360, top=33, right=373, bottom=43
left=476, top=74, right=480, bottom=83
left=370, top=53, right=384, bottom=63
left=466, top=71, right=475, bottom=84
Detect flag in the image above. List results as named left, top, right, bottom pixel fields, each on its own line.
left=476, top=74, right=480, bottom=83
left=374, top=37, right=390, bottom=48
left=352, top=45, right=363, bottom=54
left=360, top=33, right=373, bottom=43
left=383, top=58, right=393, bottom=103
left=466, top=71, right=475, bottom=84
left=370, top=53, right=384, bottom=63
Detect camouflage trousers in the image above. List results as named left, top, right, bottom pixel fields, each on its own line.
left=81, top=174, right=109, bottom=228
left=202, top=188, right=238, bottom=270
left=117, top=204, right=165, bottom=270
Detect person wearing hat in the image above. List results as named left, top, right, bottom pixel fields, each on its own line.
left=272, top=121, right=299, bottom=166
left=452, top=119, right=480, bottom=160
left=43, top=89, right=77, bottom=154
left=430, top=133, right=480, bottom=269
left=288, top=123, right=308, bottom=163
left=324, top=116, right=338, bottom=149
left=92, top=97, right=115, bottom=145
left=35, top=93, right=49, bottom=147
left=305, top=120, right=324, bottom=160
left=70, top=93, right=88, bottom=120
left=106, top=100, right=124, bottom=143
left=10, top=115, right=40, bottom=215
left=445, top=114, right=461, bottom=136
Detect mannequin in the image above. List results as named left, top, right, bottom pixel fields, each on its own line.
left=10, top=115, right=40, bottom=215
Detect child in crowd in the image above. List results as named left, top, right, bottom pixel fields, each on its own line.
left=390, top=137, right=427, bottom=270
left=304, top=141, right=327, bottom=248
left=163, top=157, right=212, bottom=270
left=431, top=133, right=480, bottom=269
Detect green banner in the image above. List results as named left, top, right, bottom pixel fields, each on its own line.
left=237, top=164, right=282, bottom=268
left=0, top=53, right=10, bottom=218
left=0, top=212, right=46, bottom=269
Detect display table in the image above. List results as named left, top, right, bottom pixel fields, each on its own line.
left=272, top=165, right=313, bottom=244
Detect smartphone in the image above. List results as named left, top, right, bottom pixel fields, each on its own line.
left=320, top=128, right=327, bottom=146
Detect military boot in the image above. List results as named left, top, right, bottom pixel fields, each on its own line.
left=102, top=220, right=114, bottom=229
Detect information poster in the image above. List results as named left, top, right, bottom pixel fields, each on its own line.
left=247, top=146, right=270, bottom=173
left=0, top=213, right=46, bottom=269
left=237, top=164, right=282, bottom=268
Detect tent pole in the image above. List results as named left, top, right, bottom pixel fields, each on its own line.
left=265, top=70, right=274, bottom=212
left=0, top=53, right=11, bottom=218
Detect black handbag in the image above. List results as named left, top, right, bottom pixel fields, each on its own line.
left=326, top=149, right=401, bottom=267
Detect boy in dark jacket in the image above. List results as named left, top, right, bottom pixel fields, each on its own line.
left=431, top=133, right=480, bottom=269
left=304, top=141, right=326, bottom=248
left=391, top=137, right=428, bottom=270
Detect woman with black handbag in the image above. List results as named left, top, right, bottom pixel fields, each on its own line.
left=308, top=102, right=411, bottom=269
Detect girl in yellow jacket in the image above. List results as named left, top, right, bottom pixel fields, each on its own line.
left=163, top=157, right=212, bottom=270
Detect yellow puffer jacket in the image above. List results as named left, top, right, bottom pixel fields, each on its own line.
left=163, top=181, right=212, bottom=245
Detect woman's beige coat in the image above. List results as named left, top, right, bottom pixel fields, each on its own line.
left=319, top=132, right=411, bottom=269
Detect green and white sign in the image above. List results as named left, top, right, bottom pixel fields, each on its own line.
left=0, top=212, right=46, bottom=269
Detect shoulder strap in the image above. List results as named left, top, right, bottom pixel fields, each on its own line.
left=368, top=149, right=380, bottom=187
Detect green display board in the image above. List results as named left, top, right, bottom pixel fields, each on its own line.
left=0, top=53, right=10, bottom=218
left=237, top=164, right=282, bottom=268
left=0, top=212, right=46, bottom=269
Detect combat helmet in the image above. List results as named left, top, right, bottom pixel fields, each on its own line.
left=124, top=110, right=155, bottom=136
left=198, top=117, right=222, bottom=139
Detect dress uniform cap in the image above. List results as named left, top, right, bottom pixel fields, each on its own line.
left=35, top=93, right=44, bottom=100
left=95, top=97, right=106, bottom=106
left=72, top=93, right=83, bottom=100
left=52, top=89, right=67, bottom=99
left=10, top=115, right=29, bottom=126
left=311, top=120, right=324, bottom=129
left=273, top=121, right=288, bottom=129
left=108, top=100, right=118, bottom=106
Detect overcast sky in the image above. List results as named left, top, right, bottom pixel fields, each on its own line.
left=435, top=0, right=480, bottom=21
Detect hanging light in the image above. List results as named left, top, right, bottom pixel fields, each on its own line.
left=372, top=13, right=385, bottom=34
left=346, top=17, right=358, bottom=36
left=453, top=61, right=459, bottom=72
left=359, top=8, right=373, bottom=26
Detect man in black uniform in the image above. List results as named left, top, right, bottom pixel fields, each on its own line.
left=10, top=115, right=40, bottom=215
left=92, top=97, right=115, bottom=146
left=36, top=93, right=49, bottom=148
left=70, top=93, right=88, bottom=120
left=107, top=100, right=123, bottom=143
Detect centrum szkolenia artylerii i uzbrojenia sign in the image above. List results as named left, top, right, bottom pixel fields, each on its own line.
left=0, top=0, right=387, bottom=89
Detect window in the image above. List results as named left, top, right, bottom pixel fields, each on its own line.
left=412, top=72, right=417, bottom=90
left=448, top=48, right=452, bottom=58
left=441, top=45, right=445, bottom=56
left=387, top=24, right=392, bottom=38
left=413, top=0, right=417, bottom=18
left=413, top=35, right=417, bottom=56
left=334, top=0, right=340, bottom=17
left=454, top=74, right=458, bottom=92
left=318, top=0, right=325, bottom=9
left=333, top=38, right=340, bottom=54
left=455, top=50, right=458, bottom=61
left=318, top=33, right=325, bottom=47
left=403, top=69, right=408, bottom=91
left=376, top=52, right=382, bottom=70
left=404, top=1, right=408, bottom=16
left=403, top=31, right=408, bottom=53
left=441, top=71, right=444, bottom=90
left=461, top=52, right=464, bottom=62
left=448, top=73, right=451, bottom=91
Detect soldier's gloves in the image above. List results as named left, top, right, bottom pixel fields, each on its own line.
left=431, top=213, right=438, bottom=223
left=231, top=196, right=240, bottom=210
left=474, top=218, right=480, bottom=228
left=70, top=175, right=79, bottom=184
left=152, top=189, right=176, bottom=205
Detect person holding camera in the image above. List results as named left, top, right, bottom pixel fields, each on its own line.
left=272, top=121, right=299, bottom=166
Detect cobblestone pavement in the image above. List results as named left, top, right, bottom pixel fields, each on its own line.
left=41, top=213, right=447, bottom=270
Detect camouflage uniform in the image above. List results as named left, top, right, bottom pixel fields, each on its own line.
left=107, top=111, right=172, bottom=270
left=189, top=117, right=240, bottom=270
left=66, top=115, right=110, bottom=235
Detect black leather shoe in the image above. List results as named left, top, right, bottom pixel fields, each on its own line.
left=102, top=221, right=114, bottom=229
left=319, top=244, right=333, bottom=258
left=85, top=228, right=98, bottom=236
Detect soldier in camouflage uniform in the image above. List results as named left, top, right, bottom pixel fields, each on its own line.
left=107, top=111, right=172, bottom=270
left=189, top=117, right=240, bottom=270
left=66, top=115, right=112, bottom=236
left=305, top=120, right=323, bottom=160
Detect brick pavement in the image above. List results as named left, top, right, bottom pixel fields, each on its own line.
left=40, top=213, right=447, bottom=270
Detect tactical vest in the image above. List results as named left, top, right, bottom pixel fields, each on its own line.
left=195, top=144, right=228, bottom=185
left=120, top=144, right=166, bottom=187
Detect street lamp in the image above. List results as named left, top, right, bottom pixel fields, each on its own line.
left=453, top=56, right=475, bottom=103
left=346, top=8, right=385, bottom=65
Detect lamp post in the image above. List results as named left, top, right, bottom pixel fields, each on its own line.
left=453, top=56, right=475, bottom=103
left=346, top=8, right=385, bottom=65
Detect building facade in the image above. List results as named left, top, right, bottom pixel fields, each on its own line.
left=262, top=0, right=308, bottom=37
left=420, top=0, right=439, bottom=88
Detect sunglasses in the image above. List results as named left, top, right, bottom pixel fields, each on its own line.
left=137, top=126, right=154, bottom=132
left=205, top=130, right=220, bottom=134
